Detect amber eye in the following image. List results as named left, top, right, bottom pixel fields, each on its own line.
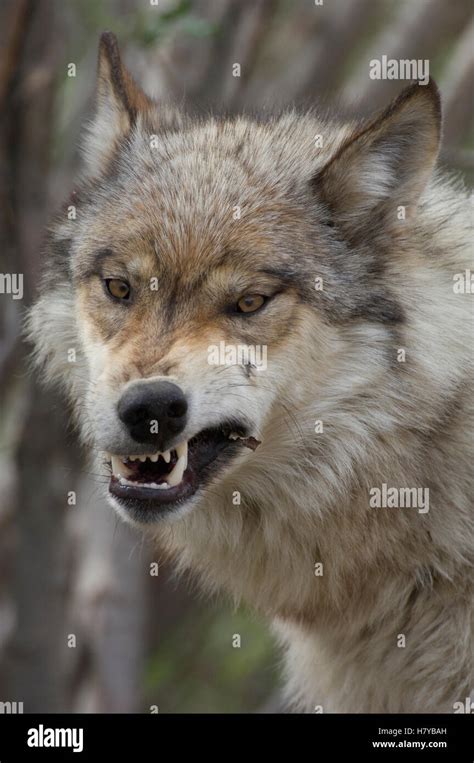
left=236, top=294, right=266, bottom=314
left=104, top=278, right=131, bottom=301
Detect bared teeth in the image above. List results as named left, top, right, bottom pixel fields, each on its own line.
left=118, top=476, right=170, bottom=490
left=175, top=442, right=188, bottom=470
left=166, top=441, right=188, bottom=487
left=110, top=455, right=134, bottom=478
left=126, top=451, right=173, bottom=463
left=110, top=441, right=190, bottom=488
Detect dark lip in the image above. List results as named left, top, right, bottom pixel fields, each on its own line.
left=108, top=421, right=249, bottom=522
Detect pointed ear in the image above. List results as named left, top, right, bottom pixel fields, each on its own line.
left=82, top=32, right=151, bottom=176
left=312, top=79, right=441, bottom=226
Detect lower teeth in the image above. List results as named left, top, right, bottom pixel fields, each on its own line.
left=118, top=476, right=170, bottom=490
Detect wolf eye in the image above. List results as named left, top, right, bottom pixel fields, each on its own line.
left=236, top=294, right=266, bottom=314
left=104, top=278, right=131, bottom=301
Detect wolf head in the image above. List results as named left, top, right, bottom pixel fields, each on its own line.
left=28, top=33, right=444, bottom=529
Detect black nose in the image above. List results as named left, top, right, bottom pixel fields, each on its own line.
left=117, top=381, right=188, bottom=448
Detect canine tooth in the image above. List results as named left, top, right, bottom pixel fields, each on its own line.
left=169, top=464, right=184, bottom=486
left=162, top=450, right=171, bottom=463
left=166, top=452, right=187, bottom=487
left=111, top=455, right=133, bottom=478
left=175, top=441, right=187, bottom=457
left=175, top=441, right=188, bottom=470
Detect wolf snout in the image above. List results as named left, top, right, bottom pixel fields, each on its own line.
left=117, top=380, right=188, bottom=448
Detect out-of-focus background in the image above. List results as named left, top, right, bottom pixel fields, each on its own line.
left=0, top=0, right=472, bottom=713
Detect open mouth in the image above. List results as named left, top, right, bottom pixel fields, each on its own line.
left=106, top=423, right=260, bottom=521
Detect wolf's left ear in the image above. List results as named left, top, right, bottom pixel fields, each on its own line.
left=312, top=79, right=441, bottom=225
left=82, top=32, right=151, bottom=176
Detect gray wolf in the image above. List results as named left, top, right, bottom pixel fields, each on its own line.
left=28, top=32, right=473, bottom=713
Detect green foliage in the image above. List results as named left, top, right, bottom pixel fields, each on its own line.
left=135, top=8, right=217, bottom=48
left=145, top=605, right=279, bottom=713
left=76, top=0, right=217, bottom=47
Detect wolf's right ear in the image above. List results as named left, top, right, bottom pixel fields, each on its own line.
left=82, top=32, right=151, bottom=177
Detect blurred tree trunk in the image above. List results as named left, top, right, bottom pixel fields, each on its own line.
left=66, top=474, right=147, bottom=713
left=341, top=0, right=473, bottom=112
left=441, top=17, right=474, bottom=149
left=0, top=0, right=74, bottom=711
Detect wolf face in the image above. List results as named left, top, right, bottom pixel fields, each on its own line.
left=29, top=32, right=445, bottom=528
